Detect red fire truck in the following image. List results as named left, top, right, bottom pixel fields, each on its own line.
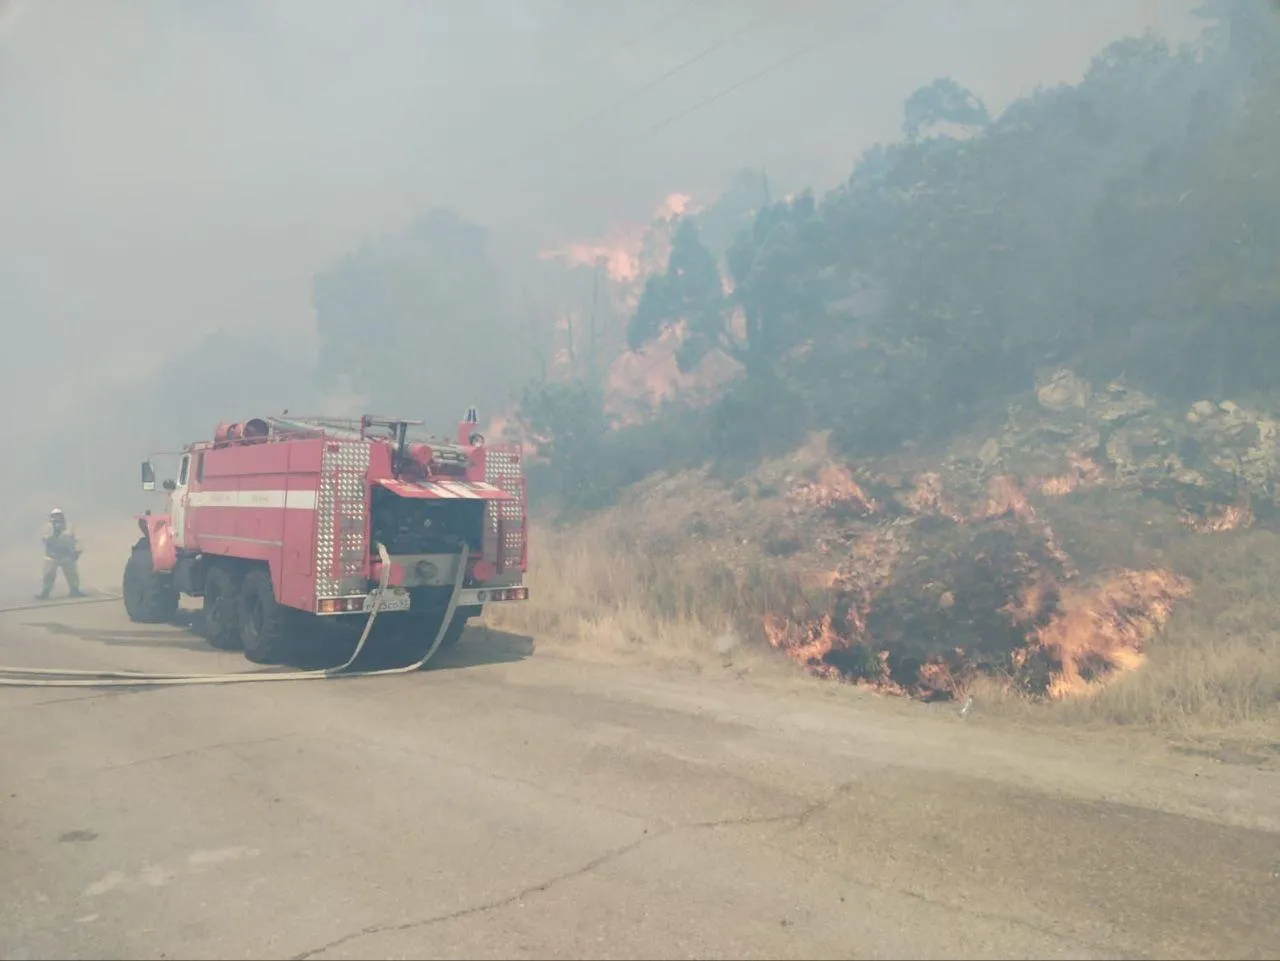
left=123, top=410, right=527, bottom=665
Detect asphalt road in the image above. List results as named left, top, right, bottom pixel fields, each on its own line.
left=2, top=597, right=1279, bottom=960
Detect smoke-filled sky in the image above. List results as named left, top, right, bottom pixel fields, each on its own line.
left=1, top=0, right=1202, bottom=414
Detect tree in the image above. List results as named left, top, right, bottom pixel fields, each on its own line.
left=693, top=167, right=772, bottom=258
left=321, top=13, right=1280, bottom=499
left=724, top=191, right=830, bottom=378
left=625, top=190, right=840, bottom=381
left=630, top=23, right=1280, bottom=458
left=902, top=77, right=990, bottom=139
left=514, top=379, right=612, bottom=507
left=626, top=218, right=727, bottom=373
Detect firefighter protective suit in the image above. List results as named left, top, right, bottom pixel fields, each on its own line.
left=39, top=511, right=83, bottom=598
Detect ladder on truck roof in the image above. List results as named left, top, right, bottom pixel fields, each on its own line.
left=268, top=415, right=423, bottom=438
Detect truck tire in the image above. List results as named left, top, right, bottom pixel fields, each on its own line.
left=237, top=567, right=295, bottom=665
left=202, top=565, right=243, bottom=651
left=122, top=539, right=179, bottom=624
left=439, top=606, right=481, bottom=650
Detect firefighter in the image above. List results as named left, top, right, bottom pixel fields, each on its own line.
left=37, top=507, right=85, bottom=599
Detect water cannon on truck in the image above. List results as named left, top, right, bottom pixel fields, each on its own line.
left=125, top=409, right=528, bottom=666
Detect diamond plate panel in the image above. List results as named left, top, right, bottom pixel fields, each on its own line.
left=483, top=446, right=525, bottom=573
left=315, top=441, right=371, bottom=598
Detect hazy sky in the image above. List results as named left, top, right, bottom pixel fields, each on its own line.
left=0, top=0, right=1204, bottom=412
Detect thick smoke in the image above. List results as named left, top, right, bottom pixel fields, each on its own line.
left=0, top=0, right=1202, bottom=592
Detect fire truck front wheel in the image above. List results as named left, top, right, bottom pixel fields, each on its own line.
left=238, top=567, right=296, bottom=665
left=122, top=539, right=180, bottom=624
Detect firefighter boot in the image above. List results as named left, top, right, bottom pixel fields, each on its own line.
left=64, top=560, right=85, bottom=597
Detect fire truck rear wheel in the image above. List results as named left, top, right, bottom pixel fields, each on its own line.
left=202, top=566, right=243, bottom=651
left=122, top=539, right=180, bottom=624
left=439, top=606, right=481, bottom=650
left=238, top=567, right=296, bottom=665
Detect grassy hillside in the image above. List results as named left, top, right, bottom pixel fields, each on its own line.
left=494, top=6, right=1280, bottom=741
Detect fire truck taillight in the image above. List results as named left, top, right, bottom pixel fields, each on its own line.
left=476, top=587, right=529, bottom=602
left=317, top=597, right=366, bottom=614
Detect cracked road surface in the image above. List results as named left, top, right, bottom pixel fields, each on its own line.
left=2, top=601, right=1279, bottom=960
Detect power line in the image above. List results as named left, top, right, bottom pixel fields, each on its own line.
left=410, top=2, right=897, bottom=245
left=415, top=3, right=707, bottom=186
left=558, top=4, right=787, bottom=142
left=582, top=0, right=702, bottom=67
left=552, top=1, right=892, bottom=186
left=439, top=5, right=811, bottom=211
left=627, top=35, right=837, bottom=149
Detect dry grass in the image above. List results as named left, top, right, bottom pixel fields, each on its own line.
left=1011, top=528, right=1280, bottom=739
left=484, top=519, right=809, bottom=676
left=488, top=513, right=1280, bottom=746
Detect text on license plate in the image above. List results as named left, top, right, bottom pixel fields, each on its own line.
left=364, top=589, right=411, bottom=612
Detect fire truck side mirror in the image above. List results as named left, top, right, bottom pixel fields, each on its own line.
left=141, top=460, right=156, bottom=492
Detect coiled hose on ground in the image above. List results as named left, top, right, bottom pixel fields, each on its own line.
left=0, top=543, right=465, bottom=687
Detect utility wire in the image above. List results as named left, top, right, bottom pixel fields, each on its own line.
left=558, top=4, right=788, bottom=142
left=540, top=1, right=893, bottom=191
left=434, top=4, right=807, bottom=216
left=408, top=2, right=896, bottom=250
left=582, top=0, right=702, bottom=67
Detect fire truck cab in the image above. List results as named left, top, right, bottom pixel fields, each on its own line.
left=124, top=411, right=528, bottom=665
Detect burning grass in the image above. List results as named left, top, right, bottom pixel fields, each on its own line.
left=491, top=378, right=1280, bottom=738
left=790, top=464, right=878, bottom=515
left=485, top=486, right=1280, bottom=738
left=1007, top=569, right=1193, bottom=699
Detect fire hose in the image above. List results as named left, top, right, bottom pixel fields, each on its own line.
left=0, top=543, right=466, bottom=687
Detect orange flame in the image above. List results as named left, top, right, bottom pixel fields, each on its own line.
left=540, top=193, right=692, bottom=285
left=763, top=613, right=843, bottom=679
left=978, top=474, right=1036, bottom=522
left=770, top=566, right=1190, bottom=700
left=1021, top=569, right=1193, bottom=698
left=791, top=464, right=878, bottom=514
left=1037, top=452, right=1107, bottom=497
left=900, top=471, right=966, bottom=521
left=604, top=322, right=741, bottom=426
left=764, top=462, right=1190, bottom=699
left=1177, top=491, right=1254, bottom=533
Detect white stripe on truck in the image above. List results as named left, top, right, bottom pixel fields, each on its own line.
left=186, top=490, right=318, bottom=510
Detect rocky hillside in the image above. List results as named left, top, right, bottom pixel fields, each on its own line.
left=604, top=369, right=1276, bottom=702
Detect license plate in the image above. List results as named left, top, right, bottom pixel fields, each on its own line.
left=364, top=589, right=411, bottom=613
